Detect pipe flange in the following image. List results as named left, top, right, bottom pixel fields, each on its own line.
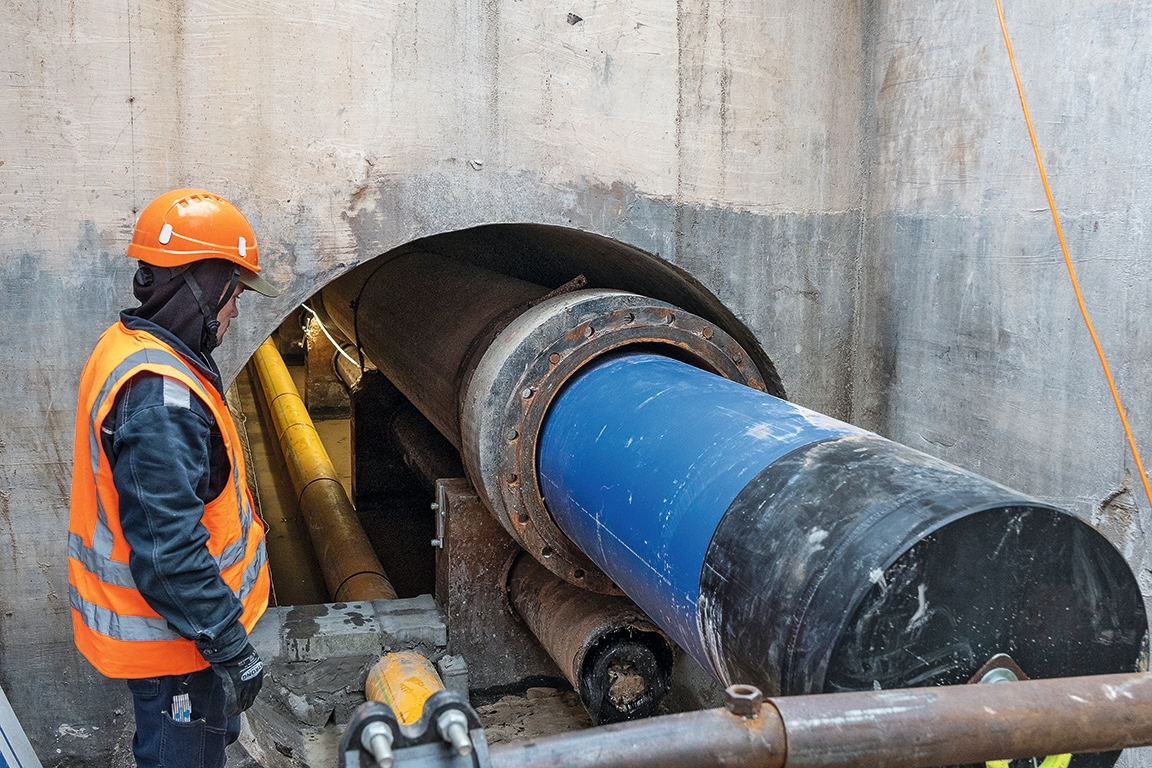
left=461, top=289, right=765, bottom=594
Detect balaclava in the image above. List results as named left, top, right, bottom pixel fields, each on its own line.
left=127, top=258, right=240, bottom=361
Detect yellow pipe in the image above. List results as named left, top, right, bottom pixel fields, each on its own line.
left=365, top=652, right=446, bottom=725
left=250, top=337, right=397, bottom=601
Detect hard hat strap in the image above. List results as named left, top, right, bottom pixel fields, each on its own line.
left=182, top=267, right=223, bottom=353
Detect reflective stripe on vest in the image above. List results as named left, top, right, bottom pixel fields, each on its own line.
left=67, top=539, right=268, bottom=643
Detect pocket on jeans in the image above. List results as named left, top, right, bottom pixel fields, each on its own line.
left=159, top=714, right=207, bottom=768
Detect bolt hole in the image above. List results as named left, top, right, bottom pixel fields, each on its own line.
left=517, top=512, right=530, bottom=524
left=542, top=547, right=554, bottom=559
left=664, top=313, right=676, bottom=325
left=507, top=473, right=518, bottom=485
left=624, top=313, right=635, bottom=324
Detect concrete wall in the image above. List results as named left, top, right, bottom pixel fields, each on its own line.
left=855, top=0, right=1152, bottom=591
left=1, top=0, right=1148, bottom=764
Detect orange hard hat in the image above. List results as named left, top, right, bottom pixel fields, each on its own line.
left=127, top=189, right=278, bottom=297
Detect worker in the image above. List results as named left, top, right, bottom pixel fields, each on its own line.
left=67, top=189, right=278, bottom=767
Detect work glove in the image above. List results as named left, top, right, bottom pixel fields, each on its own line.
left=210, top=642, right=264, bottom=716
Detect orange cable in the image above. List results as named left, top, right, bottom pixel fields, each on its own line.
left=994, top=0, right=1152, bottom=512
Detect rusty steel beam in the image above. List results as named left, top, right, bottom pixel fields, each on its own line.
left=488, top=672, right=1152, bottom=768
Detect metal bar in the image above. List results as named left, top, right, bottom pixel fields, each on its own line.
left=489, top=673, right=1152, bottom=768
left=490, top=703, right=787, bottom=768
left=250, top=337, right=397, bottom=602
left=773, top=672, right=1152, bottom=768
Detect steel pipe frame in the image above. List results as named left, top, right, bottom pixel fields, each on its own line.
left=488, top=672, right=1152, bottom=768
left=250, top=337, right=397, bottom=602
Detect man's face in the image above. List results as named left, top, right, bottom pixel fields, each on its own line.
left=215, top=284, right=244, bottom=341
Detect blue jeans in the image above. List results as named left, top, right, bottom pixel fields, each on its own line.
left=126, top=667, right=241, bottom=768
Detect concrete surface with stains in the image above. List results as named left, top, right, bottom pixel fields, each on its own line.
left=2, top=1, right=1152, bottom=765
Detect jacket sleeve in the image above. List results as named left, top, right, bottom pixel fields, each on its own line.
left=106, top=371, right=250, bottom=663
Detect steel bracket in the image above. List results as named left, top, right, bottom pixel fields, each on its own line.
left=338, top=691, right=492, bottom=768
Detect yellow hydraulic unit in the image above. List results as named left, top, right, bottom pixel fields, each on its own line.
left=360, top=652, right=474, bottom=767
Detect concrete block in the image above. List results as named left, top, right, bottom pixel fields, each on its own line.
left=374, top=594, right=448, bottom=651
left=280, top=602, right=385, bottom=661
left=436, top=654, right=470, bottom=699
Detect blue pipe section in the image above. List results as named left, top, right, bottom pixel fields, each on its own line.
left=537, top=352, right=869, bottom=667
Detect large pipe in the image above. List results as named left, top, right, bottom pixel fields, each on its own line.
left=322, top=257, right=1147, bottom=710
left=325, top=256, right=765, bottom=593
left=488, top=672, right=1152, bottom=768
left=250, top=338, right=398, bottom=602
left=321, top=251, right=550, bottom=448
left=537, top=352, right=1148, bottom=695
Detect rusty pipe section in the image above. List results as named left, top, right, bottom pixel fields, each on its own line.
left=390, top=402, right=465, bottom=494
left=250, top=337, right=397, bottom=602
left=489, top=672, right=1152, bottom=768
left=321, top=251, right=551, bottom=448
left=507, top=554, right=674, bottom=725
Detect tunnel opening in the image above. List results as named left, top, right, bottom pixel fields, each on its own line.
left=227, top=224, right=762, bottom=757
left=243, top=223, right=780, bottom=607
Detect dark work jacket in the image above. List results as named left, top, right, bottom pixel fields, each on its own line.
left=98, top=311, right=249, bottom=666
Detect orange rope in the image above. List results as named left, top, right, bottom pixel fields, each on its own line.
left=994, top=0, right=1152, bottom=512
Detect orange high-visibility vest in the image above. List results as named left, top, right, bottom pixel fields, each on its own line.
left=68, top=321, right=269, bottom=678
